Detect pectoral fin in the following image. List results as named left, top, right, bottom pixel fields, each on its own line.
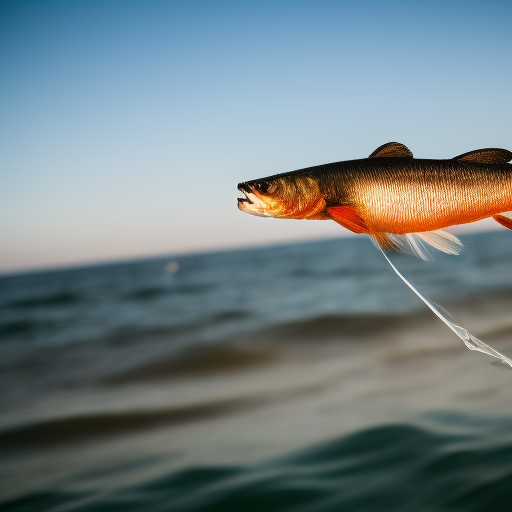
left=493, top=212, right=512, bottom=230
left=327, top=206, right=369, bottom=234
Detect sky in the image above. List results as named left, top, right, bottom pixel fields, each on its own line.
left=1, top=0, right=511, bottom=273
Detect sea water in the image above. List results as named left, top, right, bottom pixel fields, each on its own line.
left=1, top=231, right=511, bottom=511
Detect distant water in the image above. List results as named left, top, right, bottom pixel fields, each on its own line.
left=1, top=231, right=512, bottom=511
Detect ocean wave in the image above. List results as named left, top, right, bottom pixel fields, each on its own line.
left=103, top=344, right=277, bottom=385
left=0, top=397, right=254, bottom=451
left=253, top=311, right=429, bottom=343
left=121, top=283, right=215, bottom=301
left=3, top=416, right=512, bottom=512
left=0, top=319, right=37, bottom=335
left=123, top=286, right=167, bottom=300
left=155, top=422, right=512, bottom=512
left=172, top=283, right=215, bottom=294
left=0, top=318, right=61, bottom=340
left=207, top=310, right=251, bottom=323
left=101, top=312, right=431, bottom=381
left=481, top=323, right=512, bottom=343
left=287, top=266, right=359, bottom=278
left=102, top=312, right=422, bottom=383
left=105, top=323, right=200, bottom=346
left=9, top=291, right=81, bottom=308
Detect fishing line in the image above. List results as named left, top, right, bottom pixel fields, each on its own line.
left=378, top=246, right=512, bottom=369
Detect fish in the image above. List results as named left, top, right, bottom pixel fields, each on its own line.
left=238, top=142, right=512, bottom=368
left=238, top=142, right=512, bottom=260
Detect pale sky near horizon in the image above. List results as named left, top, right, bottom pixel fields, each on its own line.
left=1, top=0, right=511, bottom=273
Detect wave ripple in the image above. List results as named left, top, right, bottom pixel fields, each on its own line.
left=2, top=416, right=512, bottom=512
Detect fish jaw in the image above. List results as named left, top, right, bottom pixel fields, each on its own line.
left=237, top=183, right=275, bottom=217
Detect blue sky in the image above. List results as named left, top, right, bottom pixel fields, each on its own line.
left=1, top=0, right=511, bottom=272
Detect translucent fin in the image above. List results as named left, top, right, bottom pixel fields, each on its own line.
left=378, top=246, right=512, bottom=369
left=370, top=230, right=463, bottom=261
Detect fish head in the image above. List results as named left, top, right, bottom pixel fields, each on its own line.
left=237, top=174, right=327, bottom=219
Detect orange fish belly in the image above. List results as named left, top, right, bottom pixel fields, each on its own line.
left=355, top=179, right=512, bottom=234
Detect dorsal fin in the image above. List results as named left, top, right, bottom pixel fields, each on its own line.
left=369, top=142, right=413, bottom=158
left=453, top=148, right=512, bottom=164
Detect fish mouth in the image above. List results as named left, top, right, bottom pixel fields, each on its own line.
left=237, top=183, right=253, bottom=206
left=237, top=182, right=268, bottom=217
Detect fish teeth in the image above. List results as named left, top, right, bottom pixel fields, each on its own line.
left=237, top=190, right=269, bottom=217
left=238, top=191, right=252, bottom=204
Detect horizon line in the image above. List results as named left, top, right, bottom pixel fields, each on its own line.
left=0, top=225, right=506, bottom=277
